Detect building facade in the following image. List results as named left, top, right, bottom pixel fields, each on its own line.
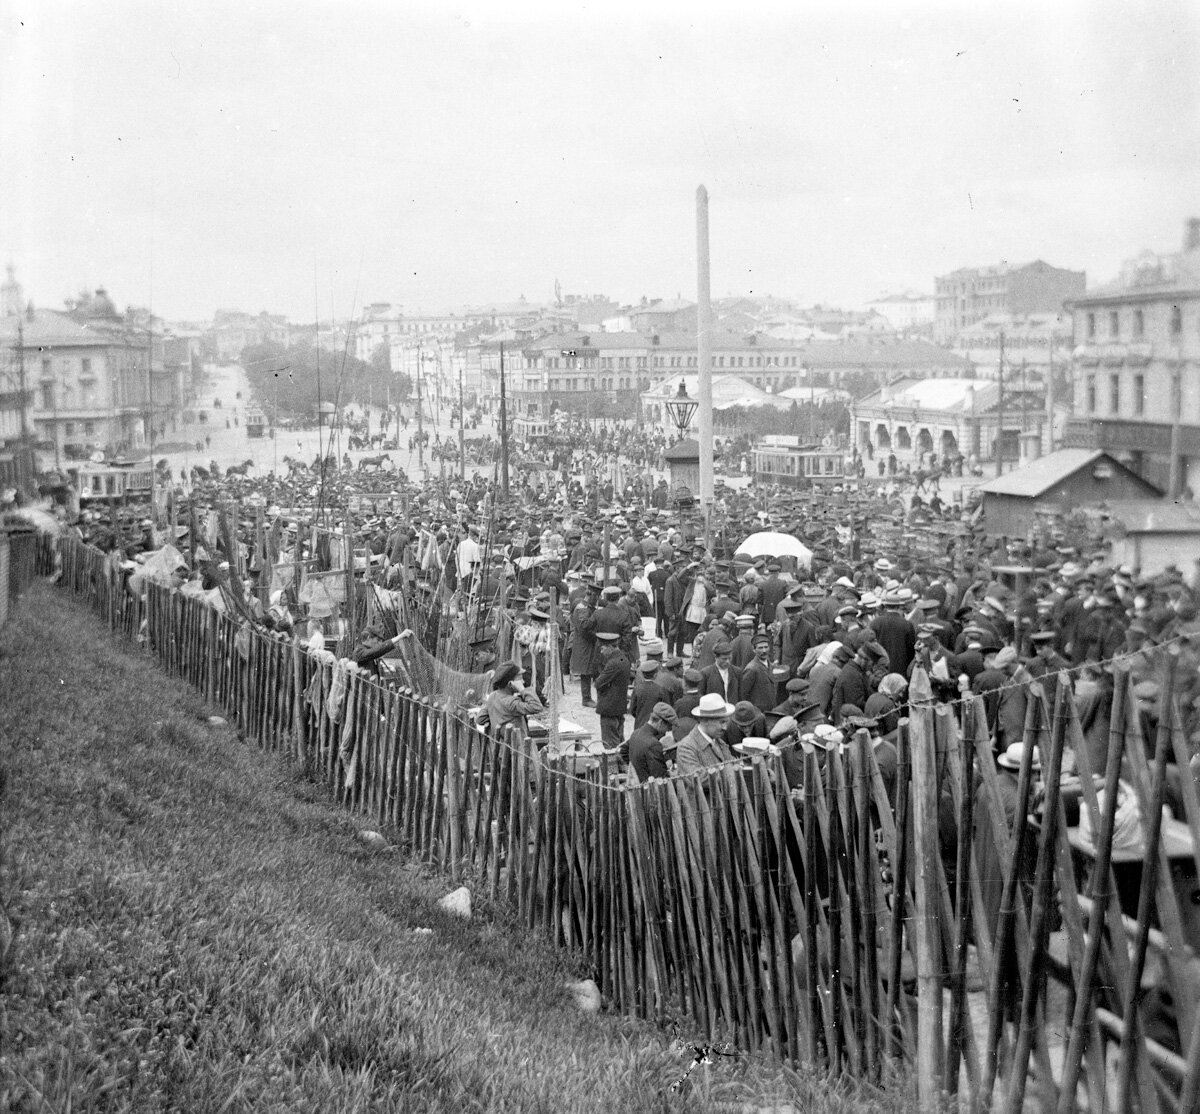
left=850, top=377, right=1043, bottom=469
left=935, top=260, right=1085, bottom=344
left=867, top=292, right=936, bottom=332
left=1064, top=219, right=1200, bottom=496
left=1, top=288, right=176, bottom=460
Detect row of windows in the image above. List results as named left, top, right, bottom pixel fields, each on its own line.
left=1085, top=305, right=1184, bottom=340
left=1084, top=373, right=1146, bottom=416
left=40, top=357, right=94, bottom=377
left=536, top=352, right=803, bottom=371
left=40, top=385, right=100, bottom=409
left=38, top=419, right=97, bottom=436
left=753, top=450, right=842, bottom=477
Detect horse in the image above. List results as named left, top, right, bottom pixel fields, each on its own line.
left=224, top=458, right=254, bottom=477
left=358, top=453, right=388, bottom=471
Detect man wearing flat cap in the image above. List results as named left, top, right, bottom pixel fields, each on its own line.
left=740, top=634, right=777, bottom=712
left=625, top=702, right=678, bottom=783
left=593, top=631, right=631, bottom=751
left=631, top=659, right=667, bottom=729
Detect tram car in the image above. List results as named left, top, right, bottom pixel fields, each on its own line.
left=751, top=435, right=846, bottom=488
left=244, top=406, right=267, bottom=438
left=71, top=458, right=155, bottom=504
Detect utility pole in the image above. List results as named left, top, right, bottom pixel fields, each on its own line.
left=995, top=330, right=1005, bottom=478
left=1045, top=341, right=1055, bottom=454
left=146, top=314, right=155, bottom=464
left=696, top=185, right=714, bottom=532
left=1168, top=367, right=1183, bottom=498
left=16, top=322, right=31, bottom=489
left=499, top=341, right=510, bottom=494
left=416, top=341, right=424, bottom=471
left=458, top=358, right=465, bottom=479
left=1020, top=357, right=1028, bottom=451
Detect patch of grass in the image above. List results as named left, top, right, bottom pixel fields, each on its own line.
left=0, top=584, right=915, bottom=1113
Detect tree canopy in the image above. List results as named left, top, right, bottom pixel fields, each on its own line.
left=241, top=340, right=410, bottom=421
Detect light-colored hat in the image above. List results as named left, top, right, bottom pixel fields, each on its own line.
left=694, top=693, right=735, bottom=718
left=990, top=645, right=1018, bottom=669
left=770, top=716, right=799, bottom=740
left=997, top=742, right=1040, bottom=771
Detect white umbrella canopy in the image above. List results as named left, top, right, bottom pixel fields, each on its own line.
left=735, top=531, right=812, bottom=570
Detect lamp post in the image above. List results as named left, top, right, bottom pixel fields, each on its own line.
left=663, top=379, right=698, bottom=443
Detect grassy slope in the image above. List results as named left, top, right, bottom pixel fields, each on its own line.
left=0, top=584, right=909, bottom=1113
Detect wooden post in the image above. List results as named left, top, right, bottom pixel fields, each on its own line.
left=548, top=587, right=560, bottom=755
left=907, top=669, right=944, bottom=1112
left=255, top=505, right=268, bottom=613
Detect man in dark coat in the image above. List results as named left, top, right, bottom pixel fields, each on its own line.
left=740, top=634, right=778, bottom=712
left=583, top=585, right=634, bottom=678
left=872, top=594, right=917, bottom=678
left=630, top=660, right=667, bottom=729
left=649, top=558, right=673, bottom=639
left=569, top=583, right=601, bottom=706
left=593, top=633, right=631, bottom=750
left=758, top=563, right=789, bottom=626
left=728, top=614, right=758, bottom=669
left=625, top=702, right=677, bottom=783
left=777, top=599, right=821, bottom=675
left=663, top=564, right=692, bottom=658
left=700, top=641, right=742, bottom=703
left=656, top=655, right=685, bottom=706
left=767, top=678, right=824, bottom=733
left=831, top=641, right=881, bottom=724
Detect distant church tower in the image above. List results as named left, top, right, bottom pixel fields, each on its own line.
left=1, top=264, right=23, bottom=317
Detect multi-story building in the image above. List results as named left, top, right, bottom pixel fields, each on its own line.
left=210, top=309, right=290, bottom=361
left=497, top=330, right=972, bottom=422
left=0, top=285, right=175, bottom=460
left=1064, top=219, right=1200, bottom=496
left=867, top=292, right=936, bottom=333
left=935, top=260, right=1085, bottom=344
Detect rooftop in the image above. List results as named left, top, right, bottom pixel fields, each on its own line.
left=978, top=450, right=1162, bottom=499
left=856, top=377, right=995, bottom=412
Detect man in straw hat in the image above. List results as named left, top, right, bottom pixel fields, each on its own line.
left=673, top=693, right=737, bottom=776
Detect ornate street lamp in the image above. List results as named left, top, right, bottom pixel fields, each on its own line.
left=663, top=379, right=698, bottom=442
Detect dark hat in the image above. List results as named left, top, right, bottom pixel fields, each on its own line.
left=662, top=656, right=683, bottom=669
left=781, top=597, right=804, bottom=611
left=683, top=668, right=704, bottom=685
left=731, top=701, right=761, bottom=728
left=752, top=634, right=771, bottom=648
left=651, top=702, right=678, bottom=724
left=785, top=678, right=811, bottom=694
left=1030, top=631, right=1057, bottom=645
left=492, top=662, right=522, bottom=689
left=638, top=660, right=660, bottom=675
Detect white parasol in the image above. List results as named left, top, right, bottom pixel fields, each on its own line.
left=735, top=530, right=812, bottom=570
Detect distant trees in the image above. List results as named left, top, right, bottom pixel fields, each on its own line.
left=241, top=340, right=410, bottom=421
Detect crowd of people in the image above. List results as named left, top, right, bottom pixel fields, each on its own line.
left=15, top=406, right=1200, bottom=1056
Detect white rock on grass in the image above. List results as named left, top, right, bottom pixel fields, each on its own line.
left=438, top=886, right=472, bottom=919
left=358, top=830, right=389, bottom=850
left=565, top=978, right=601, bottom=1012
left=207, top=716, right=226, bottom=726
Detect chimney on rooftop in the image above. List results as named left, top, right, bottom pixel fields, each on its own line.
left=1187, top=218, right=1200, bottom=252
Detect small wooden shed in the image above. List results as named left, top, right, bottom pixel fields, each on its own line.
left=979, top=449, right=1162, bottom=538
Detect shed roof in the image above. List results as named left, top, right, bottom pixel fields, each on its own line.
left=978, top=449, right=1162, bottom=498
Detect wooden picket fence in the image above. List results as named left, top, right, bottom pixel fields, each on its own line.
left=0, top=528, right=48, bottom=629
left=45, top=532, right=1200, bottom=1111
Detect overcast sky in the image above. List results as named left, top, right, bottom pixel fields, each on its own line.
left=3, top=1, right=1198, bottom=322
